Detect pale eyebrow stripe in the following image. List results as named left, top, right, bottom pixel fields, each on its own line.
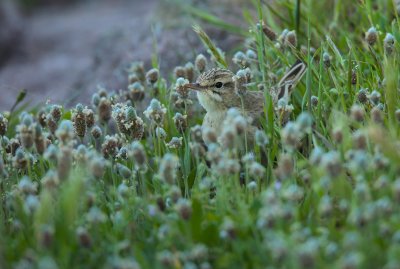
left=214, top=72, right=232, bottom=80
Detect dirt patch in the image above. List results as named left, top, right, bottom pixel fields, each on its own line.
left=0, top=0, right=246, bottom=111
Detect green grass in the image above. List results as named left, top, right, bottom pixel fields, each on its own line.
left=1, top=1, right=400, bottom=268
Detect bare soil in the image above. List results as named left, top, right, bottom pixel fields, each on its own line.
left=0, top=0, right=245, bottom=111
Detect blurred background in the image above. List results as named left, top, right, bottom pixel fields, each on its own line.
left=0, top=0, right=250, bottom=110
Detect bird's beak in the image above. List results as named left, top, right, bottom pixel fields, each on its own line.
left=184, top=83, right=206, bottom=91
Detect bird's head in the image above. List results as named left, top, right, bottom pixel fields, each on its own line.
left=185, top=68, right=238, bottom=111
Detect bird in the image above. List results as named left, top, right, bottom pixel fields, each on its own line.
left=184, top=61, right=307, bottom=145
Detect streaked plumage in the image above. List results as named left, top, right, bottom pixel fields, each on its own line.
left=185, top=61, right=307, bottom=145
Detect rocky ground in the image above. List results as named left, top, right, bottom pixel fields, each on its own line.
left=0, top=0, right=246, bottom=111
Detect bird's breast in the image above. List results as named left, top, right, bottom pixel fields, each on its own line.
left=202, top=111, right=226, bottom=140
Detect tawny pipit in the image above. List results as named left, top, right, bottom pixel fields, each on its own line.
left=185, top=61, right=307, bottom=145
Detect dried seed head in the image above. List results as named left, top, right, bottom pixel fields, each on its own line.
left=72, top=104, right=86, bottom=138
left=189, top=142, right=206, bottom=159
left=143, top=99, right=167, bottom=126
left=276, top=99, right=294, bottom=124
left=190, top=125, right=203, bottom=143
left=17, top=114, right=34, bottom=149
left=55, top=120, right=74, bottom=144
left=12, top=148, right=29, bottom=169
left=50, top=105, right=62, bottom=122
left=166, top=137, right=183, bottom=149
left=101, top=135, right=119, bottom=158
left=129, top=61, right=145, bottom=81
left=44, top=144, right=58, bottom=162
left=352, top=130, right=367, bottom=150
left=113, top=105, right=144, bottom=141
left=116, top=146, right=128, bottom=160
left=276, top=154, right=294, bottom=180
left=41, top=170, right=59, bottom=190
left=0, top=114, right=8, bottom=136
left=128, top=73, right=140, bottom=84
left=246, top=49, right=257, bottom=59
left=249, top=162, right=266, bottom=178
left=296, top=112, right=313, bottom=133
left=155, top=127, right=167, bottom=141
left=98, top=88, right=108, bottom=98
left=130, top=141, right=147, bottom=169
left=255, top=130, right=269, bottom=147
left=372, top=151, right=389, bottom=170
left=285, top=30, right=297, bottom=47
left=127, top=82, right=145, bottom=103
left=18, top=176, right=38, bottom=195
left=76, top=227, right=92, bottom=248
left=89, top=156, right=106, bottom=178
left=112, top=105, right=129, bottom=135
left=195, top=54, right=207, bottom=73
left=369, top=90, right=381, bottom=105
left=116, top=163, right=132, bottom=179
left=219, top=127, right=236, bottom=149
left=220, top=218, right=236, bottom=240
left=350, top=105, right=365, bottom=122
left=332, top=128, right=343, bottom=144
left=38, top=224, right=54, bottom=248
left=57, top=146, right=72, bottom=181
left=174, top=66, right=186, bottom=79
left=321, top=151, right=342, bottom=178
left=262, top=24, right=277, bottom=41
left=232, top=51, right=249, bottom=67
left=216, top=158, right=241, bottom=176
left=98, top=97, right=112, bottom=123
left=7, top=138, right=20, bottom=156
left=91, top=93, right=101, bottom=107
left=365, top=27, right=378, bottom=46
left=91, top=125, right=102, bottom=139
left=173, top=113, right=187, bottom=133
left=158, top=153, right=179, bottom=185
left=232, top=115, right=247, bottom=135
left=83, top=108, right=95, bottom=129
left=300, top=46, right=316, bottom=57
left=34, top=136, right=47, bottom=155
left=157, top=251, right=175, bottom=267
left=351, top=69, right=357, bottom=85
left=371, top=106, right=383, bottom=124
left=175, top=77, right=190, bottom=101
left=384, top=33, right=395, bottom=55
left=37, top=109, right=47, bottom=127
left=175, top=199, right=192, bottom=220
left=185, top=62, right=195, bottom=82
left=46, top=114, right=58, bottom=134
left=311, top=96, right=318, bottom=107
left=233, top=69, right=249, bottom=96
left=323, top=52, right=331, bottom=68
left=277, top=30, right=288, bottom=45
left=281, top=122, right=301, bottom=150
left=247, top=181, right=258, bottom=191
left=357, top=88, right=368, bottom=104
left=146, top=68, right=159, bottom=84
left=206, top=143, right=222, bottom=164
left=202, top=126, right=217, bottom=145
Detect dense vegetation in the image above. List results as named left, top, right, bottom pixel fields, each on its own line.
left=1, top=1, right=400, bottom=268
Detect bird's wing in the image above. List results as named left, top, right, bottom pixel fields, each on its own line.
left=272, top=60, right=307, bottom=102
left=242, top=91, right=265, bottom=124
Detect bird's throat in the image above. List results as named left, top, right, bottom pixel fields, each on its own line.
left=197, top=91, right=224, bottom=113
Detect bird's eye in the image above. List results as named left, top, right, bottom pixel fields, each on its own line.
left=215, top=82, right=223, bottom=88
